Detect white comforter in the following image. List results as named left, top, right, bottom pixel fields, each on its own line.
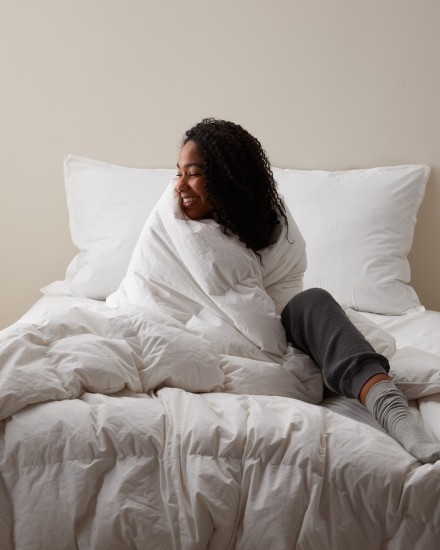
left=1, top=186, right=440, bottom=548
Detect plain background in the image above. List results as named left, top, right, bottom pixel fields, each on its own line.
left=1, top=0, right=439, bottom=329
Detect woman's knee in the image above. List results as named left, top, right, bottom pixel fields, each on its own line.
left=282, top=288, right=342, bottom=325
left=301, top=287, right=333, bottom=300
left=291, top=287, right=335, bottom=309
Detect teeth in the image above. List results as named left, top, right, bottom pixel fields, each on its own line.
left=182, top=197, right=198, bottom=205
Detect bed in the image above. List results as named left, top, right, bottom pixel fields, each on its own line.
left=1, top=157, right=439, bottom=549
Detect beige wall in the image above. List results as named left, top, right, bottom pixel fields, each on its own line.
left=1, top=0, right=439, bottom=328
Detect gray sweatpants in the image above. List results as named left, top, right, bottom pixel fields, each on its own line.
left=281, top=288, right=390, bottom=400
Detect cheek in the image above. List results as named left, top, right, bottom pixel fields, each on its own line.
left=201, top=190, right=212, bottom=208
left=196, top=181, right=209, bottom=199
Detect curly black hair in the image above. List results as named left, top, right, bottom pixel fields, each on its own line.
left=182, top=118, right=288, bottom=252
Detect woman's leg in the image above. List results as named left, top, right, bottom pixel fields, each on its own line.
left=281, top=288, right=440, bottom=463
left=280, top=287, right=389, bottom=400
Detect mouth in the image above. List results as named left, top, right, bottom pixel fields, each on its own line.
left=181, top=196, right=199, bottom=208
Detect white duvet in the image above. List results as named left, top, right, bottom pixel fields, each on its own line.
left=1, top=185, right=440, bottom=549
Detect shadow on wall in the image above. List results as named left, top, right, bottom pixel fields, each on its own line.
left=409, top=168, right=440, bottom=311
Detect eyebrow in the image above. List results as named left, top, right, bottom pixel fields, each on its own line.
left=176, top=162, right=205, bottom=170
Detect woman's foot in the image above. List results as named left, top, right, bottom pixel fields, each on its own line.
left=364, top=379, right=440, bottom=464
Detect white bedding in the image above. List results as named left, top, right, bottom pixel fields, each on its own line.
left=0, top=294, right=439, bottom=549
left=22, top=296, right=440, bottom=356
left=363, top=309, right=440, bottom=356
left=2, top=188, right=440, bottom=549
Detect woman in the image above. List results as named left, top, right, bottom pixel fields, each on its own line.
left=174, top=117, right=440, bottom=464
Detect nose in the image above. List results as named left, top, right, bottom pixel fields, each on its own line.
left=174, top=174, right=189, bottom=192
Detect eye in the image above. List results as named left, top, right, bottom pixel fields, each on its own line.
left=175, top=173, right=182, bottom=178
left=189, top=173, right=202, bottom=177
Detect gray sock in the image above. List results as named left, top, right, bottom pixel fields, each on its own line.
left=365, top=380, right=440, bottom=463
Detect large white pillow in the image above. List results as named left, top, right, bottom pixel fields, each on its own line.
left=44, top=156, right=429, bottom=316
left=42, top=155, right=175, bottom=299
left=273, top=165, right=430, bottom=315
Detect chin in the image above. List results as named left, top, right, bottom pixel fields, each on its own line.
left=186, top=209, right=213, bottom=220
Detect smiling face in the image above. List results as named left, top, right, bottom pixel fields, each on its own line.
left=175, top=140, right=213, bottom=220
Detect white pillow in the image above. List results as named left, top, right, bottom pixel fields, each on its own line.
left=42, top=155, right=175, bottom=299
left=273, top=165, right=430, bottom=315
left=43, top=157, right=429, bottom=315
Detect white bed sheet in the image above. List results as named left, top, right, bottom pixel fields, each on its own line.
left=1, top=295, right=438, bottom=549
left=21, top=296, right=440, bottom=353
left=18, top=296, right=440, bottom=433
left=363, top=308, right=440, bottom=356
left=21, top=296, right=440, bottom=352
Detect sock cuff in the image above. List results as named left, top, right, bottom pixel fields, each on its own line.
left=348, top=360, right=390, bottom=400
left=365, top=379, right=407, bottom=410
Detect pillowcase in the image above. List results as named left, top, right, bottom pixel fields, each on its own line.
left=42, top=155, right=175, bottom=299
left=44, top=156, right=429, bottom=316
left=273, top=165, right=430, bottom=315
